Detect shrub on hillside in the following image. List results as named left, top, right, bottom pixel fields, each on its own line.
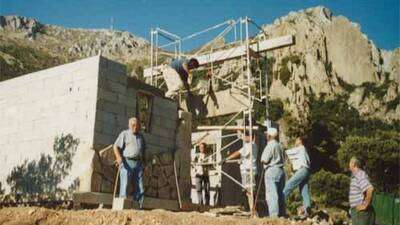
left=337, top=131, right=400, bottom=193
left=309, top=169, right=350, bottom=207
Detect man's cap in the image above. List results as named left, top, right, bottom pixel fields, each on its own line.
left=265, top=127, right=278, bottom=136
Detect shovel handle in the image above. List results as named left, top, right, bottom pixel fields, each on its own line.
left=113, top=165, right=121, bottom=199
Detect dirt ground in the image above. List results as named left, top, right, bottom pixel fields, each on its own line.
left=0, top=207, right=315, bottom=225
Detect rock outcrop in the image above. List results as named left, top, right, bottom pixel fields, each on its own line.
left=258, top=6, right=399, bottom=121
left=1, top=7, right=398, bottom=122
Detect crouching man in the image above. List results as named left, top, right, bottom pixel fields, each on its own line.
left=162, top=58, right=199, bottom=99
left=113, top=117, right=146, bottom=208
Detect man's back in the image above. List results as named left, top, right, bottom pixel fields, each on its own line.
left=261, top=140, right=285, bottom=168
left=170, top=59, right=188, bottom=80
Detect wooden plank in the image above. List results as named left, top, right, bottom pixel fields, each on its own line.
left=143, top=35, right=294, bottom=78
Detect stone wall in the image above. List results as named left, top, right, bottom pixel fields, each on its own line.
left=78, top=56, right=182, bottom=200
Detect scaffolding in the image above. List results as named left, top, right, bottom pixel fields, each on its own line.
left=145, top=17, right=294, bottom=216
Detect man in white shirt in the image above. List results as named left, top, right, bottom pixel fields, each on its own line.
left=222, top=131, right=258, bottom=211
left=283, top=137, right=312, bottom=217
left=193, top=143, right=210, bottom=205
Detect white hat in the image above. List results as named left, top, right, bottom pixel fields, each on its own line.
left=266, top=127, right=278, bottom=136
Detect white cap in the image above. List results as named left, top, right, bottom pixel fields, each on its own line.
left=266, top=127, right=278, bottom=136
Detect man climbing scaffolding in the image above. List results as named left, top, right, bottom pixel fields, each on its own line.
left=162, top=57, right=199, bottom=98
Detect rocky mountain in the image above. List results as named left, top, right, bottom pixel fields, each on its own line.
left=259, top=6, right=399, bottom=121
left=0, top=15, right=149, bottom=80
left=0, top=7, right=399, bottom=122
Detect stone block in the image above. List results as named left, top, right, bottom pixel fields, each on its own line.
left=158, top=186, right=171, bottom=199
left=98, top=89, right=118, bottom=102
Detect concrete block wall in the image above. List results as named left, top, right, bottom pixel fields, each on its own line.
left=90, top=57, right=180, bottom=199
left=0, top=55, right=101, bottom=192
left=93, top=56, right=179, bottom=157
left=0, top=54, right=184, bottom=200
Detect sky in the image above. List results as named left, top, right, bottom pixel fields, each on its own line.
left=0, top=0, right=399, bottom=51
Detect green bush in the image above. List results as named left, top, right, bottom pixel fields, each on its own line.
left=279, top=65, right=291, bottom=85
left=282, top=92, right=400, bottom=207
left=309, top=169, right=350, bottom=207
left=337, top=131, right=400, bottom=193
left=268, top=99, right=284, bottom=121
left=278, top=55, right=301, bottom=86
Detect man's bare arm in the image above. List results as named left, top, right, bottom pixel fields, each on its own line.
left=113, top=145, right=123, bottom=165
left=356, top=186, right=374, bottom=211
left=227, top=150, right=241, bottom=160
left=364, top=186, right=374, bottom=207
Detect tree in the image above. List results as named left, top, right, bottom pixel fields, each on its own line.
left=337, top=131, right=400, bottom=193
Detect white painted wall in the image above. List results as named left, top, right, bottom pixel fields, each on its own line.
left=0, top=55, right=101, bottom=192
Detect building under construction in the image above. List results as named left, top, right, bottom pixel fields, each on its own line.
left=0, top=17, right=294, bottom=215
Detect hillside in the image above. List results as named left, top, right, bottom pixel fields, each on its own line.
left=0, top=15, right=149, bottom=81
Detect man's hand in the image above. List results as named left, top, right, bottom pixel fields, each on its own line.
left=115, top=156, right=122, bottom=166
left=356, top=203, right=368, bottom=211
left=219, top=158, right=227, bottom=166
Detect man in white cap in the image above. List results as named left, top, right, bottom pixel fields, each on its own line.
left=260, top=127, right=286, bottom=217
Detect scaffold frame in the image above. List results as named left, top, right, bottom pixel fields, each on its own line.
left=147, top=17, right=294, bottom=216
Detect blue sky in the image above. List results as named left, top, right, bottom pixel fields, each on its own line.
left=0, top=0, right=399, bottom=50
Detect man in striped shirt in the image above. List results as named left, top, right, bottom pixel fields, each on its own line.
left=348, top=157, right=375, bottom=225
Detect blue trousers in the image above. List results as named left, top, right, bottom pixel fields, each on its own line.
left=119, top=159, right=144, bottom=207
left=264, top=167, right=286, bottom=217
left=283, top=167, right=311, bottom=210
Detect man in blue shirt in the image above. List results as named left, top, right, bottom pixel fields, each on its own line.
left=162, top=58, right=199, bottom=98
left=261, top=127, right=286, bottom=217
left=113, top=117, right=146, bottom=208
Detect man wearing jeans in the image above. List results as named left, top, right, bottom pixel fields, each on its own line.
left=261, top=127, right=286, bottom=217
left=113, top=117, right=146, bottom=208
left=349, top=157, right=375, bottom=225
left=283, top=137, right=312, bottom=217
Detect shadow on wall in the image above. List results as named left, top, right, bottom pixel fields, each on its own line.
left=4, top=134, right=79, bottom=202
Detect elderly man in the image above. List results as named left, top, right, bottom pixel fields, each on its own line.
left=193, top=142, right=211, bottom=205
left=349, top=157, right=374, bottom=225
left=222, top=131, right=258, bottom=211
left=113, top=117, right=146, bottom=208
left=283, top=137, right=312, bottom=217
left=162, top=57, right=200, bottom=98
left=261, top=127, right=285, bottom=217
